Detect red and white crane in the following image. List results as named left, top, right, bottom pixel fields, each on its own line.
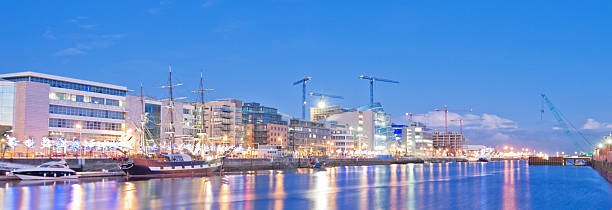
left=434, top=105, right=472, bottom=132
left=405, top=112, right=426, bottom=122
left=449, top=118, right=483, bottom=134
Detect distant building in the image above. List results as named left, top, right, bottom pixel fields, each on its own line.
left=433, top=132, right=465, bottom=156
left=327, top=122, right=355, bottom=154
left=288, top=118, right=331, bottom=156
left=0, top=72, right=129, bottom=152
left=242, top=102, right=287, bottom=146
left=327, top=103, right=392, bottom=151
left=200, top=99, right=243, bottom=145
left=393, top=122, right=433, bottom=156
left=310, top=105, right=350, bottom=122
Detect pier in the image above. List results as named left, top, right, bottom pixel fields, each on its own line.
left=528, top=156, right=591, bottom=166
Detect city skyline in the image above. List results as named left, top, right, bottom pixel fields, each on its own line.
left=2, top=1, right=612, bottom=152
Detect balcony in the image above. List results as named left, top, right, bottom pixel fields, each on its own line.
left=220, top=107, right=233, bottom=112
left=221, top=121, right=232, bottom=125
left=220, top=114, right=233, bottom=119
left=221, top=126, right=232, bottom=131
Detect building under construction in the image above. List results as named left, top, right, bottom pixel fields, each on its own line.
left=432, top=132, right=465, bottom=155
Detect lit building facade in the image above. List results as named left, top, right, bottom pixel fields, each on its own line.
left=326, top=103, right=393, bottom=151
left=310, top=105, right=350, bottom=122
left=242, top=102, right=287, bottom=146
left=288, top=118, right=331, bottom=156
left=199, top=99, right=243, bottom=145
left=393, top=122, right=433, bottom=156
left=433, top=132, right=465, bottom=156
left=326, top=122, right=355, bottom=153
left=0, top=72, right=129, bottom=152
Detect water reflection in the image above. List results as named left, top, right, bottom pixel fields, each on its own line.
left=0, top=161, right=610, bottom=209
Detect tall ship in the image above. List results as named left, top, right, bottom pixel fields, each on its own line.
left=119, top=67, right=225, bottom=177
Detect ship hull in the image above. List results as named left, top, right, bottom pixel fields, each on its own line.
left=120, top=158, right=223, bottom=177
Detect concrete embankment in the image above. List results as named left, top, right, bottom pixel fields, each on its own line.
left=0, top=158, right=119, bottom=172
left=592, top=160, right=612, bottom=182
left=222, top=157, right=467, bottom=172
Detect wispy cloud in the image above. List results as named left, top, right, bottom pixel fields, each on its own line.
left=79, top=24, right=98, bottom=30
left=583, top=118, right=612, bottom=130
left=42, top=28, right=56, bottom=39
left=148, top=0, right=174, bottom=14
left=411, top=111, right=518, bottom=130
left=201, top=0, right=217, bottom=7
left=67, top=16, right=88, bottom=23
left=54, top=47, right=86, bottom=56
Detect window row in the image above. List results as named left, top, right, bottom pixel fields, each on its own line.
left=49, top=92, right=121, bottom=106
left=6, top=77, right=127, bottom=96
left=49, top=118, right=122, bottom=131
left=50, top=105, right=124, bottom=119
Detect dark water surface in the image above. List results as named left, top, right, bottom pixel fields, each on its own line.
left=1, top=160, right=611, bottom=209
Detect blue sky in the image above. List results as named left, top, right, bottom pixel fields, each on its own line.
left=1, top=0, right=612, bottom=153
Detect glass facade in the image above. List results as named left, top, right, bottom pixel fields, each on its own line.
left=0, top=85, right=14, bottom=126
left=49, top=105, right=124, bottom=119
left=49, top=92, right=122, bottom=107
left=144, top=103, right=161, bottom=140
left=5, top=76, right=127, bottom=96
left=49, top=118, right=121, bottom=131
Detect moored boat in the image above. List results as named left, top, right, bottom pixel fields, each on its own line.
left=119, top=154, right=224, bottom=177
left=11, top=160, right=78, bottom=180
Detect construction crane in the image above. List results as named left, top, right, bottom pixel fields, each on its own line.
left=359, top=75, right=399, bottom=105
left=540, top=94, right=593, bottom=152
left=405, top=112, right=426, bottom=122
left=309, top=91, right=343, bottom=108
left=434, top=105, right=472, bottom=132
left=293, top=77, right=311, bottom=119
left=450, top=118, right=483, bottom=134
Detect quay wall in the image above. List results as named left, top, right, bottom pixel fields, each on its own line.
left=1, top=157, right=470, bottom=173
left=222, top=157, right=467, bottom=172
left=592, top=160, right=612, bottom=183
left=0, top=158, right=119, bottom=172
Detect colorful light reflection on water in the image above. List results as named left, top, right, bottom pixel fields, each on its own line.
left=1, top=160, right=611, bottom=209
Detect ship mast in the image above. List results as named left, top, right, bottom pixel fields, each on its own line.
left=162, top=65, right=185, bottom=154
left=139, top=83, right=146, bottom=155
left=193, top=70, right=214, bottom=156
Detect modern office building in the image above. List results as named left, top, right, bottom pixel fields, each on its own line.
left=432, top=132, right=465, bottom=156
left=288, top=118, right=331, bottom=156
left=310, top=105, right=350, bottom=122
left=0, top=72, right=129, bottom=152
left=242, top=102, right=287, bottom=146
left=326, top=122, right=355, bottom=154
left=393, top=122, right=433, bottom=156
left=326, top=103, right=392, bottom=151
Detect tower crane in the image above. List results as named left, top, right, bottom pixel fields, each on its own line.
left=405, top=112, right=426, bottom=122
left=309, top=91, right=343, bottom=108
left=434, top=105, right=472, bottom=132
left=359, top=75, right=399, bottom=105
left=540, top=94, right=593, bottom=152
left=292, top=77, right=311, bottom=119
left=450, top=118, right=483, bottom=134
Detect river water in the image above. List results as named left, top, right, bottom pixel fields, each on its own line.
left=0, top=160, right=610, bottom=209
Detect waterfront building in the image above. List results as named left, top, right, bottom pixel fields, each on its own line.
left=288, top=118, right=331, bottom=156
left=326, top=122, right=355, bottom=154
left=242, top=102, right=287, bottom=146
left=326, top=103, right=393, bottom=151
left=199, top=99, right=244, bottom=145
left=310, top=105, right=351, bottom=122
left=432, top=132, right=465, bottom=156
left=392, top=122, right=433, bottom=156
left=0, top=72, right=129, bottom=152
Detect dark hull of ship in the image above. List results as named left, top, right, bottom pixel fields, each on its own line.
left=120, top=158, right=223, bottom=177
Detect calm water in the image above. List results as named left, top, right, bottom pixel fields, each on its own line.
left=0, top=160, right=611, bottom=210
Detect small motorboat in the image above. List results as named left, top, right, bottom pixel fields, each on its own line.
left=10, top=160, right=78, bottom=180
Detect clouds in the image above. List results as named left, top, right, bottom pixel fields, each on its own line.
left=583, top=118, right=612, bottom=130
left=50, top=17, right=125, bottom=56
left=411, top=111, right=518, bottom=131
left=54, top=48, right=86, bottom=56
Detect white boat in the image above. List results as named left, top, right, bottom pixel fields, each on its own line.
left=10, top=160, right=78, bottom=180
